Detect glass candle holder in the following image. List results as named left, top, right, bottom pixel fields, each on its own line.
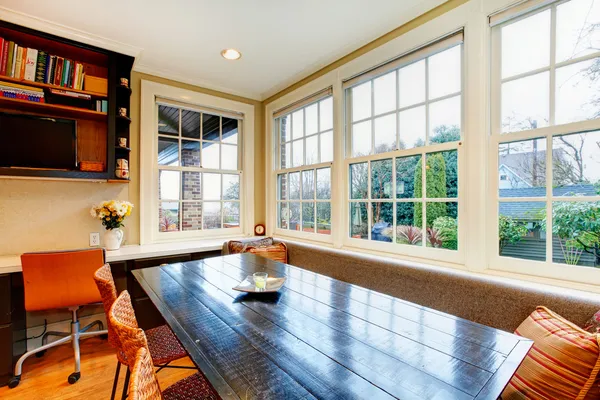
left=253, top=272, right=268, bottom=290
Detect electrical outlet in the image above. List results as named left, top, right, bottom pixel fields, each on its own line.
left=89, top=232, right=100, bottom=247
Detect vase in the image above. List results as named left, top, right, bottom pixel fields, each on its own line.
left=104, top=228, right=123, bottom=250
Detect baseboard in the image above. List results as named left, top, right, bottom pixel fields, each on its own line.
left=26, top=313, right=107, bottom=351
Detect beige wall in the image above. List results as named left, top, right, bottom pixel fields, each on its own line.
left=0, top=72, right=265, bottom=256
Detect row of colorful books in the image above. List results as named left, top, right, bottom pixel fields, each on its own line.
left=0, top=81, right=44, bottom=102
left=0, top=38, right=86, bottom=90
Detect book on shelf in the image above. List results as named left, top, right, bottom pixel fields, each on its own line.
left=50, top=88, right=91, bottom=100
left=0, top=80, right=44, bottom=102
left=95, top=99, right=107, bottom=112
left=0, top=37, right=87, bottom=90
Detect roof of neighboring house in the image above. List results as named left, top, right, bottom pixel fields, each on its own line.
left=499, top=184, right=597, bottom=219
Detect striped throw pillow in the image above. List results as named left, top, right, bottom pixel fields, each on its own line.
left=502, top=306, right=600, bottom=400
left=245, top=243, right=288, bottom=264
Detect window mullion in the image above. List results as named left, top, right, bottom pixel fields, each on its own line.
left=367, top=161, right=372, bottom=240
left=545, top=134, right=553, bottom=263
left=549, top=4, right=557, bottom=127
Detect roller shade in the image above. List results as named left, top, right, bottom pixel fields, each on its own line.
left=273, top=87, right=333, bottom=119
left=489, top=0, right=555, bottom=26
left=342, top=29, right=464, bottom=90
left=156, top=97, right=243, bottom=120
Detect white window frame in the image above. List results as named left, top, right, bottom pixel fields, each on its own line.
left=488, top=0, right=600, bottom=285
left=140, top=80, right=255, bottom=244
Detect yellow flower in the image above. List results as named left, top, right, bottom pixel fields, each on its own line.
left=105, top=217, right=110, bottom=221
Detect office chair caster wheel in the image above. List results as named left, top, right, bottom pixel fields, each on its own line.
left=68, top=372, right=80, bottom=384
left=36, top=350, right=46, bottom=358
left=8, top=375, right=21, bottom=388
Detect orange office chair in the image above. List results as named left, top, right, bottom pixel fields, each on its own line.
left=8, top=248, right=109, bottom=388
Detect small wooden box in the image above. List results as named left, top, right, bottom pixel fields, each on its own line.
left=84, top=76, right=108, bottom=95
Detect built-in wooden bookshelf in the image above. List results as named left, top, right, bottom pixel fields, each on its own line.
left=0, top=20, right=134, bottom=182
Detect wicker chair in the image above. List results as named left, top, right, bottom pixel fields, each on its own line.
left=130, top=347, right=220, bottom=400
left=94, top=265, right=194, bottom=400
left=111, top=290, right=219, bottom=400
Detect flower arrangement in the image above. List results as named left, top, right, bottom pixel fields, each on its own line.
left=90, top=200, right=133, bottom=230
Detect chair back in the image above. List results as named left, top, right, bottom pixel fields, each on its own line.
left=109, top=290, right=148, bottom=367
left=21, top=248, right=105, bottom=311
left=130, top=347, right=163, bottom=400
left=93, top=264, right=121, bottom=351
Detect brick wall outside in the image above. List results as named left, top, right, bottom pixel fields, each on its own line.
left=182, top=149, right=202, bottom=231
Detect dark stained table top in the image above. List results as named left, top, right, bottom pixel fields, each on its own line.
left=132, top=253, right=532, bottom=400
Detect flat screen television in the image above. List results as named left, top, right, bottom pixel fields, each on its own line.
left=0, top=112, right=77, bottom=170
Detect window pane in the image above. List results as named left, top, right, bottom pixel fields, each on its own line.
left=289, top=172, right=300, bottom=199
left=374, top=71, right=396, bottom=116
left=501, top=72, right=549, bottom=133
left=223, top=202, right=240, bottom=228
left=350, top=162, right=369, bottom=199
left=181, top=109, right=200, bottom=139
left=221, top=144, right=238, bottom=170
left=158, top=137, right=179, bottom=166
left=317, top=168, right=331, bottom=200
left=426, top=151, right=458, bottom=198
left=181, top=140, right=200, bottom=167
left=371, top=202, right=393, bottom=242
left=292, top=109, right=304, bottom=140
left=222, top=117, right=239, bottom=144
left=278, top=202, right=289, bottom=229
left=159, top=170, right=180, bottom=200
left=292, top=140, right=304, bottom=168
left=223, top=174, right=240, bottom=200
left=182, top=202, right=202, bottom=231
left=426, top=202, right=458, bottom=250
left=429, top=95, right=461, bottom=141
left=305, top=103, right=318, bottom=136
left=499, top=202, right=546, bottom=260
left=320, top=130, right=333, bottom=163
left=159, top=202, right=179, bottom=232
left=352, top=81, right=372, bottom=122
left=302, top=170, right=315, bottom=200
left=302, top=202, right=315, bottom=232
left=203, top=173, right=221, bottom=200
left=158, top=105, right=179, bottom=137
left=501, top=10, right=551, bottom=78
left=182, top=171, right=201, bottom=200
left=499, top=138, right=547, bottom=197
left=319, top=97, right=333, bottom=131
left=350, top=202, right=369, bottom=239
left=371, top=159, right=393, bottom=199
left=428, top=46, right=461, bottom=100
left=316, top=203, right=331, bottom=235
left=396, top=202, right=422, bottom=246
left=556, top=0, right=600, bottom=63
left=202, top=114, right=220, bottom=141
left=556, top=59, right=600, bottom=125
left=280, top=115, right=291, bottom=143
left=305, top=135, right=318, bottom=165
left=399, top=106, right=426, bottom=149
left=277, top=174, right=287, bottom=200
left=553, top=131, right=600, bottom=195
left=202, top=142, right=220, bottom=169
left=374, top=114, right=397, bottom=154
left=281, top=142, right=291, bottom=169
left=203, top=202, right=221, bottom=229
left=552, top=201, right=599, bottom=267
left=399, top=60, right=426, bottom=108
left=289, top=202, right=301, bottom=231
left=352, top=121, right=372, bottom=157
left=396, top=155, right=421, bottom=199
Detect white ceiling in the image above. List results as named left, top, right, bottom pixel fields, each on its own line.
left=0, top=0, right=446, bottom=100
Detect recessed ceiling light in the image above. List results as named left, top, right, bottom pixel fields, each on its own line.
left=221, top=49, right=242, bottom=60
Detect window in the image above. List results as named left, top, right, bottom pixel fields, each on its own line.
left=156, top=102, right=241, bottom=233
left=491, top=0, right=600, bottom=273
left=274, top=90, right=333, bottom=236
left=344, top=32, right=463, bottom=254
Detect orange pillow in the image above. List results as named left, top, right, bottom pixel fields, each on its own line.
left=245, top=243, right=287, bottom=264
left=502, top=306, right=600, bottom=400
left=228, top=237, right=274, bottom=254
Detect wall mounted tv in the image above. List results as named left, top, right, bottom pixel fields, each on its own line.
left=0, top=112, right=77, bottom=170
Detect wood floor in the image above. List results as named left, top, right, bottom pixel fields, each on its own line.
left=0, top=337, right=196, bottom=400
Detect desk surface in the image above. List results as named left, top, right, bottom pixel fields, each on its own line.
left=133, top=254, right=532, bottom=400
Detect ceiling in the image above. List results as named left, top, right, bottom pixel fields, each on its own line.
left=0, top=0, right=446, bottom=100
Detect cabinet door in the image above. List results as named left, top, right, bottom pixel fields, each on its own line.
left=0, top=325, right=12, bottom=386
left=0, top=275, right=11, bottom=325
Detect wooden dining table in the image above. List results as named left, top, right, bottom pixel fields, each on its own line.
left=132, top=253, right=532, bottom=400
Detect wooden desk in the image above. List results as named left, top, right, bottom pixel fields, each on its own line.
left=133, top=254, right=532, bottom=400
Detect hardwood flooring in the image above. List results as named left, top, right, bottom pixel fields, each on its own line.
left=0, top=337, right=196, bottom=400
